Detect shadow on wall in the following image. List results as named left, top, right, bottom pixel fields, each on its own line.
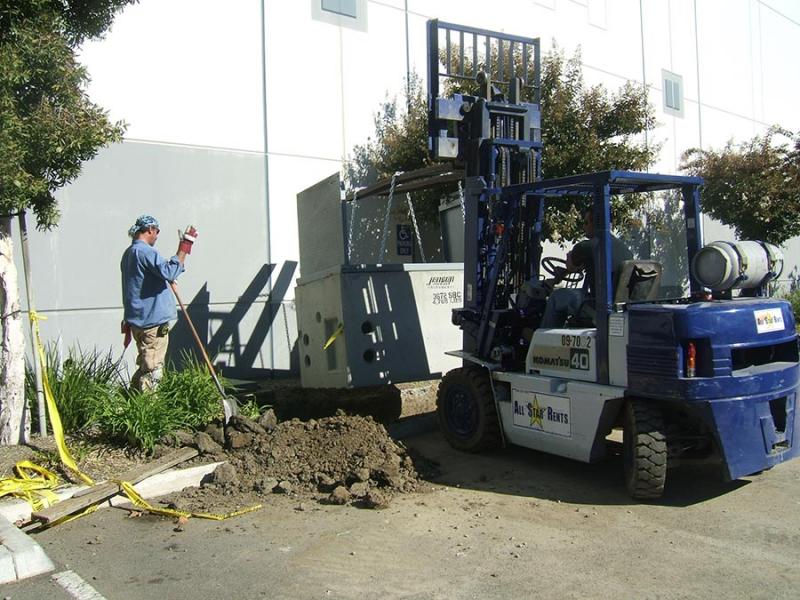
left=167, top=261, right=299, bottom=379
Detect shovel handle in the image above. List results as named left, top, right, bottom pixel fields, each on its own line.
left=169, top=281, right=226, bottom=397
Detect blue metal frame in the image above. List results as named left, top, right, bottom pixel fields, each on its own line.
left=490, top=170, right=704, bottom=383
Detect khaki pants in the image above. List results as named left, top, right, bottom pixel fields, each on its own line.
left=130, top=323, right=169, bottom=391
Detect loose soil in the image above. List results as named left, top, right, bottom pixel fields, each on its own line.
left=0, top=380, right=439, bottom=514
left=159, top=410, right=437, bottom=515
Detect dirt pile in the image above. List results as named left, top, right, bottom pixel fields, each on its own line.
left=164, top=410, right=424, bottom=512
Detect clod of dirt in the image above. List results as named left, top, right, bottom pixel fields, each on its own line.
left=257, top=409, right=278, bottom=432
left=328, top=486, right=351, bottom=505
left=194, top=432, right=223, bottom=456
left=363, top=489, right=389, bottom=510
left=228, top=415, right=267, bottom=436
left=253, top=477, right=278, bottom=494
left=212, top=463, right=238, bottom=486
left=349, top=482, right=369, bottom=498
left=226, top=432, right=253, bottom=450
left=169, top=430, right=195, bottom=448
left=165, top=413, right=423, bottom=513
left=205, top=424, right=226, bottom=447
left=274, top=480, right=293, bottom=494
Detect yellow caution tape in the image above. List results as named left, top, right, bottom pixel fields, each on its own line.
left=323, top=323, right=344, bottom=350
left=114, top=480, right=262, bottom=521
left=0, top=461, right=61, bottom=512
left=2, top=312, right=258, bottom=528
left=29, top=311, right=94, bottom=486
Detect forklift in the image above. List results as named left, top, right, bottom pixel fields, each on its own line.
left=427, top=20, right=799, bottom=498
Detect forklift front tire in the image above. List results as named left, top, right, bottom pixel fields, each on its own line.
left=437, top=367, right=501, bottom=452
left=623, top=399, right=667, bottom=499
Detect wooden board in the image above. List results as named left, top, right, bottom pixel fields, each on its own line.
left=32, top=447, right=199, bottom=524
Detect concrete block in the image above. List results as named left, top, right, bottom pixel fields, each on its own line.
left=0, top=485, right=82, bottom=524
left=108, top=462, right=222, bottom=507
left=0, top=545, right=17, bottom=584
left=0, top=515, right=54, bottom=580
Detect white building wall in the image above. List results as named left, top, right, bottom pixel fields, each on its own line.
left=17, top=0, right=800, bottom=378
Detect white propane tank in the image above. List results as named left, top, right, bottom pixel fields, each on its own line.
left=691, top=240, right=784, bottom=291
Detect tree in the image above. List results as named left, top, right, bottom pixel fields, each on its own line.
left=681, top=127, right=800, bottom=245
left=345, top=74, right=431, bottom=191
left=0, top=0, right=134, bottom=444
left=345, top=45, right=658, bottom=242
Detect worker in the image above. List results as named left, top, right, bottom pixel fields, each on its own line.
left=121, top=215, right=198, bottom=391
left=540, top=207, right=632, bottom=328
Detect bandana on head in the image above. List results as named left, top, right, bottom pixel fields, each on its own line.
left=128, top=215, right=159, bottom=238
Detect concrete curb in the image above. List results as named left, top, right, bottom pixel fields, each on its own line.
left=0, top=515, right=55, bottom=584
left=0, top=461, right=221, bottom=584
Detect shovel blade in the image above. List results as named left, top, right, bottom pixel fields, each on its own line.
left=222, top=396, right=239, bottom=424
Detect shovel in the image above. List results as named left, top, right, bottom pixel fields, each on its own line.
left=170, top=281, right=238, bottom=423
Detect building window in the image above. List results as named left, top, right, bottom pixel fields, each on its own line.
left=312, top=0, right=367, bottom=31
left=662, top=70, right=684, bottom=117
left=322, top=0, right=357, bottom=18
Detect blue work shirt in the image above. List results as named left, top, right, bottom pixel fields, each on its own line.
left=121, top=240, right=185, bottom=328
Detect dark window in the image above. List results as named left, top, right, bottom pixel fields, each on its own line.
left=662, top=70, right=684, bottom=117
left=322, top=0, right=357, bottom=18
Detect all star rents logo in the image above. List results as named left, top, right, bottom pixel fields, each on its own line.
left=511, top=391, right=572, bottom=437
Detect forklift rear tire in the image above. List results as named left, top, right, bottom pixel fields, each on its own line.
left=437, top=367, right=501, bottom=452
left=623, top=399, right=667, bottom=499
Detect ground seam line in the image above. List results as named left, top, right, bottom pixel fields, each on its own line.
left=52, top=570, right=107, bottom=600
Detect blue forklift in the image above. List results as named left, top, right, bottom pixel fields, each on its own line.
left=428, top=20, right=799, bottom=498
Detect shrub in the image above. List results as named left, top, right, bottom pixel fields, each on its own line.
left=155, top=351, right=231, bottom=428
left=94, top=351, right=233, bottom=451
left=25, top=345, right=123, bottom=433
left=94, top=388, right=184, bottom=452
left=27, top=346, right=235, bottom=451
left=782, top=289, right=800, bottom=330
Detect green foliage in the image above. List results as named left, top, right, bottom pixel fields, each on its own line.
left=681, top=127, right=800, bottom=245
left=344, top=44, right=657, bottom=242
left=781, top=288, right=800, bottom=330
left=237, top=396, right=266, bottom=420
left=95, top=352, right=229, bottom=451
left=0, top=0, right=134, bottom=228
left=27, top=345, right=232, bottom=451
left=94, top=388, right=183, bottom=452
left=26, top=344, right=122, bottom=432
left=152, top=351, right=229, bottom=429
left=539, top=47, right=657, bottom=241
left=345, top=74, right=431, bottom=190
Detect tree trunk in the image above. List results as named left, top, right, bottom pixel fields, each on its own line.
left=0, top=217, right=29, bottom=445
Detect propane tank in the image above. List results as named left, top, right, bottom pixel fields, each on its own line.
left=691, top=240, right=783, bottom=292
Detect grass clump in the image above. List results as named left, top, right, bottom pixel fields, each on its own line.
left=27, top=347, right=237, bottom=452
left=96, top=352, right=229, bottom=451
left=26, top=345, right=122, bottom=433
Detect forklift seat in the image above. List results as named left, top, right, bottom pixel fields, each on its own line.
left=564, top=260, right=663, bottom=328
left=613, top=260, right=662, bottom=304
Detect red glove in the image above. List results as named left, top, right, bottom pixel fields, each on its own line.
left=121, top=321, right=132, bottom=349
left=178, top=225, right=198, bottom=254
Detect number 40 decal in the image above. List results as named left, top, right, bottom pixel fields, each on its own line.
left=570, top=348, right=590, bottom=370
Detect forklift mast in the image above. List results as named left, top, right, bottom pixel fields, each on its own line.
left=426, top=20, right=544, bottom=358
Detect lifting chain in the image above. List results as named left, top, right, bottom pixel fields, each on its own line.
left=346, top=189, right=359, bottom=263
left=406, top=192, right=426, bottom=263
left=378, top=173, right=399, bottom=263
left=458, top=179, right=465, bottom=224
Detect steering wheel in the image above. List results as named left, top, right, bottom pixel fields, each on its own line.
left=541, top=257, right=584, bottom=284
